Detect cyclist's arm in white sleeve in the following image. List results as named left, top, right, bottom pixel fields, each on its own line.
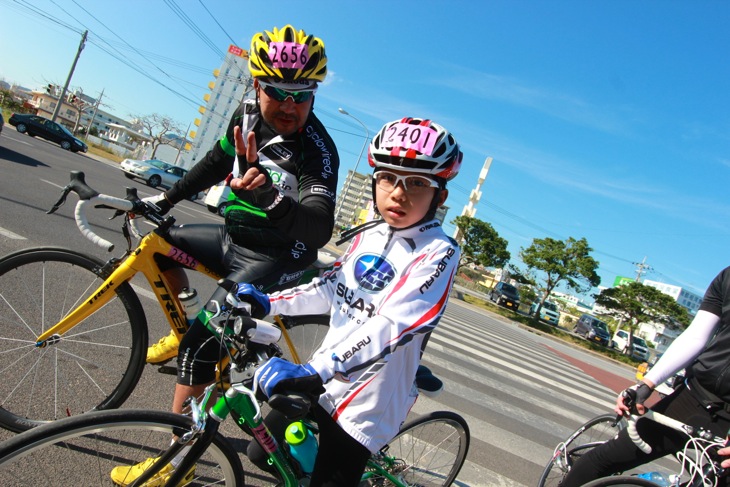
left=643, top=310, right=720, bottom=387
left=309, top=247, right=458, bottom=382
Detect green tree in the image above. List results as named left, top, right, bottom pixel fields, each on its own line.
left=519, top=285, right=537, bottom=305
left=506, top=263, right=536, bottom=286
left=594, top=281, right=690, bottom=353
left=520, top=237, right=600, bottom=322
left=0, top=88, right=26, bottom=113
left=452, top=216, right=510, bottom=271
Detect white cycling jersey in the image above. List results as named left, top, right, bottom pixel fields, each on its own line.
left=268, top=219, right=460, bottom=452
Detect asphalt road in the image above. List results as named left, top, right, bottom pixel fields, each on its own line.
left=0, top=127, right=642, bottom=486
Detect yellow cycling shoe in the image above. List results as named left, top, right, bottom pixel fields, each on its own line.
left=147, top=331, right=180, bottom=364
left=110, top=456, right=194, bottom=486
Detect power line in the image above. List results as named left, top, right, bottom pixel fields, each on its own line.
left=196, top=0, right=237, bottom=45
left=163, top=0, right=225, bottom=58
left=8, top=0, right=81, bottom=33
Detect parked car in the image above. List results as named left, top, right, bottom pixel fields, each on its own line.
left=612, top=329, right=650, bottom=361
left=120, top=158, right=204, bottom=200
left=574, top=313, right=611, bottom=346
left=8, top=113, right=88, bottom=152
left=529, top=300, right=560, bottom=326
left=489, top=282, right=520, bottom=310
left=203, top=181, right=232, bottom=216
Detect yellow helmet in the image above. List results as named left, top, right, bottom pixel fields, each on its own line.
left=249, top=25, right=327, bottom=87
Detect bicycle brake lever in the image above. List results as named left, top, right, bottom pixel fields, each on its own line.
left=47, top=185, right=72, bottom=214
left=107, top=209, right=125, bottom=220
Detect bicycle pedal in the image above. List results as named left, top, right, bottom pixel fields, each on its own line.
left=157, top=365, right=178, bottom=375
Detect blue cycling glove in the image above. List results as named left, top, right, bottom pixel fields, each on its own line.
left=254, top=357, right=324, bottom=399
left=235, top=283, right=271, bottom=319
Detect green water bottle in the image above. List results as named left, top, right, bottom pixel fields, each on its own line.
left=285, top=420, right=318, bottom=475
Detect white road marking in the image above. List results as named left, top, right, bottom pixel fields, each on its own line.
left=0, top=226, right=26, bottom=239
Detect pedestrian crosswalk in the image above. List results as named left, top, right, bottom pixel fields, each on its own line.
left=414, top=299, right=633, bottom=486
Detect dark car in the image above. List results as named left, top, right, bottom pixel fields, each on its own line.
left=489, top=281, right=520, bottom=310
left=8, top=113, right=88, bottom=153
left=574, top=313, right=611, bottom=346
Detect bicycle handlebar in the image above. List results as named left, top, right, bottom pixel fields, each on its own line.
left=48, top=171, right=170, bottom=252
left=627, top=410, right=697, bottom=454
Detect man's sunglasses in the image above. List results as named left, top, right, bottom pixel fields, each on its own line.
left=259, top=81, right=315, bottom=104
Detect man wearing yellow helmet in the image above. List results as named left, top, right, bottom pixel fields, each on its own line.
left=110, top=24, right=339, bottom=487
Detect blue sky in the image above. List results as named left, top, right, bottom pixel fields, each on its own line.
left=2, top=0, right=729, bottom=297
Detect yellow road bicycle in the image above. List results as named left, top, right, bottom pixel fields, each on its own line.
left=0, top=171, right=331, bottom=433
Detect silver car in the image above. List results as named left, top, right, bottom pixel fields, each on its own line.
left=121, top=159, right=182, bottom=188
left=120, top=159, right=204, bottom=200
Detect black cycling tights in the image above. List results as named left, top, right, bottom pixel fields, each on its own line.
left=560, top=383, right=730, bottom=486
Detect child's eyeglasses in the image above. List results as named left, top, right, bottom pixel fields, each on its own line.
left=259, top=81, right=315, bottom=104
left=374, top=171, right=439, bottom=195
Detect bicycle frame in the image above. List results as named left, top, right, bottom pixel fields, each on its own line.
left=35, top=228, right=220, bottom=346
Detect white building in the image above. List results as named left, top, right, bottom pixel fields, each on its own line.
left=632, top=279, right=702, bottom=354
left=642, top=279, right=702, bottom=316
left=179, top=44, right=254, bottom=170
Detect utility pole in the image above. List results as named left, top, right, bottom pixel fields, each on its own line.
left=633, top=256, right=652, bottom=282
left=84, top=88, right=104, bottom=139
left=175, top=121, right=192, bottom=165
left=453, top=156, right=493, bottom=243
left=51, top=30, right=87, bottom=123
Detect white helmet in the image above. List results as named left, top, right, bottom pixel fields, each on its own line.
left=368, top=117, right=462, bottom=183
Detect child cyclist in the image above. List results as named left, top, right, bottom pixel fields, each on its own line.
left=238, top=117, right=463, bottom=486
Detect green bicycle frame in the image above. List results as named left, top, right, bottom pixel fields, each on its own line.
left=177, top=382, right=409, bottom=487
left=209, top=384, right=300, bottom=487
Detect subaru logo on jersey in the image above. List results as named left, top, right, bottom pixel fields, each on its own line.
left=353, top=253, right=396, bottom=292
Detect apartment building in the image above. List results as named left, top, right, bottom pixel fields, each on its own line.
left=179, top=44, right=253, bottom=170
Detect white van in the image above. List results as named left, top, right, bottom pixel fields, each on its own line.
left=204, top=182, right=231, bottom=216
left=612, top=329, right=650, bottom=361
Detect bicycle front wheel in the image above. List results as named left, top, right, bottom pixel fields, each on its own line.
left=582, top=476, right=661, bottom=486
left=0, top=247, right=148, bottom=432
left=277, top=314, right=330, bottom=364
left=538, top=414, right=625, bottom=487
left=0, top=409, right=244, bottom=486
left=365, top=410, right=470, bottom=486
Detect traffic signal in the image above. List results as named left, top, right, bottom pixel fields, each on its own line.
left=46, top=84, right=53, bottom=94
left=67, top=93, right=77, bottom=103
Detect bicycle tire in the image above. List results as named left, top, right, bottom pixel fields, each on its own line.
left=277, top=314, right=330, bottom=364
left=538, top=413, right=625, bottom=487
left=0, top=408, right=244, bottom=486
left=582, top=476, right=661, bottom=486
left=0, top=247, right=148, bottom=432
left=364, top=410, right=470, bottom=486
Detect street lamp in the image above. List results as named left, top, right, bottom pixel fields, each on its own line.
left=337, top=107, right=369, bottom=228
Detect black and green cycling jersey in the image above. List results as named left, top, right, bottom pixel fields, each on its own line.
left=165, top=99, right=339, bottom=262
